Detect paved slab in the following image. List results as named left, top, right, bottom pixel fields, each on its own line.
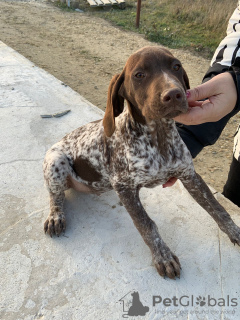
left=1, top=41, right=240, bottom=320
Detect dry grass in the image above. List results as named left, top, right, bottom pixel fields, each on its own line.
left=68, top=0, right=238, bottom=57
left=168, top=0, right=236, bottom=33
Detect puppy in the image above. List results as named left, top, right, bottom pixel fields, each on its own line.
left=43, top=46, right=240, bottom=279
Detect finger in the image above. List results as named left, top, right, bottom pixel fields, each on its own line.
left=174, top=104, right=212, bottom=125
left=162, top=177, right=178, bottom=188
left=188, top=100, right=203, bottom=108
left=187, top=86, right=210, bottom=103
left=175, top=99, right=226, bottom=125
left=186, top=75, right=223, bottom=103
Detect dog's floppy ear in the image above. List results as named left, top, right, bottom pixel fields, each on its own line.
left=103, top=72, right=125, bottom=137
left=183, top=68, right=190, bottom=90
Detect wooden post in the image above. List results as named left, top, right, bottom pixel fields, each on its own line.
left=136, top=0, right=142, bottom=28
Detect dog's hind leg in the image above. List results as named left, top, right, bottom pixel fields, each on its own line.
left=43, top=147, right=71, bottom=237
left=181, top=172, right=240, bottom=245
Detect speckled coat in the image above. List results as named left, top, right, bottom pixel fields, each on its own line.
left=43, top=47, right=240, bottom=279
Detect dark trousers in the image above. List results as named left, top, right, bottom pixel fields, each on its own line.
left=177, top=108, right=240, bottom=207
left=223, top=156, right=240, bottom=207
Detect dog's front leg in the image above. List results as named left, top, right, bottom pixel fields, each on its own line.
left=44, top=191, right=66, bottom=237
left=113, top=184, right=181, bottom=279
left=43, top=149, right=69, bottom=237
left=181, top=172, right=240, bottom=245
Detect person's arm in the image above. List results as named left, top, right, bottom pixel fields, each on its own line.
left=176, top=6, right=240, bottom=158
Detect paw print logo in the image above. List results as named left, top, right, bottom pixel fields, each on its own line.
left=196, top=296, right=206, bottom=307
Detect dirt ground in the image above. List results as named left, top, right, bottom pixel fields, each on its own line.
left=1, top=0, right=240, bottom=192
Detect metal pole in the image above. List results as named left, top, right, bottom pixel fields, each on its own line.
left=136, top=0, right=142, bottom=28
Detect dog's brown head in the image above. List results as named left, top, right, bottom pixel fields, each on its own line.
left=103, top=46, right=190, bottom=137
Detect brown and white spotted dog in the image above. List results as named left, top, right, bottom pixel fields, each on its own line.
left=43, top=46, right=240, bottom=279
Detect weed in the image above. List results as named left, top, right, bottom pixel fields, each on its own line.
left=54, top=1, right=75, bottom=11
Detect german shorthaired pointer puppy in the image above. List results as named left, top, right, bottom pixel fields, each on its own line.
left=43, top=46, right=240, bottom=279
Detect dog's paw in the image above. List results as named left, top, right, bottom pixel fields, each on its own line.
left=153, top=251, right=181, bottom=280
left=44, top=212, right=66, bottom=237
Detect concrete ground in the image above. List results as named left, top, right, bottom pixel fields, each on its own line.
left=1, top=41, right=240, bottom=320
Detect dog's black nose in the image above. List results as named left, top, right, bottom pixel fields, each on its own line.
left=162, top=89, right=183, bottom=104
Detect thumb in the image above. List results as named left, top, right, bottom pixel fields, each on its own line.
left=187, top=81, right=215, bottom=102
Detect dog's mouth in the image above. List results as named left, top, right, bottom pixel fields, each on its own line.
left=161, top=98, right=189, bottom=119
left=164, top=110, right=184, bottom=119
left=164, top=105, right=189, bottom=119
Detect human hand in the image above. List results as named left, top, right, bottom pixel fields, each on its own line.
left=162, top=177, right=178, bottom=188
left=174, top=72, right=237, bottom=125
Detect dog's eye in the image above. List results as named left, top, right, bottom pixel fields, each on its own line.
left=135, top=72, right=145, bottom=79
left=173, top=64, right=181, bottom=71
